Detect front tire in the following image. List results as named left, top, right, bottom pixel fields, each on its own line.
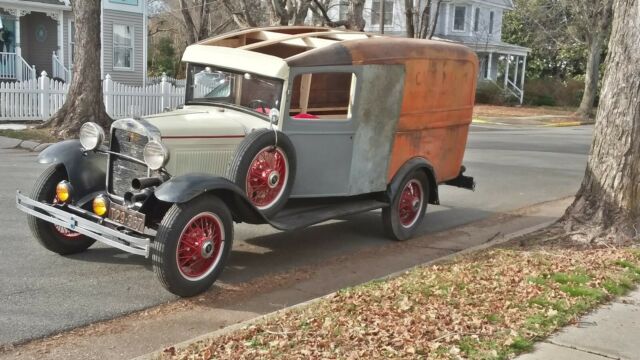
left=382, top=171, right=430, bottom=241
left=28, top=165, right=95, bottom=255
left=152, top=195, right=234, bottom=297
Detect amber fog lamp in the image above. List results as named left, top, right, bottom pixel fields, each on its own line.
left=92, top=195, right=110, bottom=217
left=55, top=181, right=72, bottom=203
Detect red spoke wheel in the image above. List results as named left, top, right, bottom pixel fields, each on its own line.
left=246, top=147, right=288, bottom=210
left=382, top=170, right=429, bottom=241
left=176, top=212, right=224, bottom=281
left=153, top=195, right=234, bottom=297
left=27, top=165, right=95, bottom=255
left=228, top=129, right=296, bottom=218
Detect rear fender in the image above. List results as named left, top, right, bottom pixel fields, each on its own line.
left=154, top=174, right=266, bottom=224
left=388, top=157, right=439, bottom=205
left=37, top=140, right=107, bottom=197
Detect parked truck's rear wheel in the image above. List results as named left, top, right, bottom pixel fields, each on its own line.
left=228, top=129, right=296, bottom=218
left=28, top=165, right=95, bottom=255
left=152, top=195, right=233, bottom=297
left=382, top=171, right=429, bottom=241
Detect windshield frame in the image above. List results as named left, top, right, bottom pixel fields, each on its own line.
left=184, top=63, right=285, bottom=119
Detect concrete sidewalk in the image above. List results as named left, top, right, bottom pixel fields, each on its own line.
left=518, top=289, right=640, bottom=360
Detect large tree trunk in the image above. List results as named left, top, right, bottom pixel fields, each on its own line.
left=559, top=0, right=640, bottom=245
left=576, top=32, right=605, bottom=118
left=39, top=0, right=110, bottom=139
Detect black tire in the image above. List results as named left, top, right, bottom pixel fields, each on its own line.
left=152, top=195, right=234, bottom=297
left=227, top=129, right=296, bottom=218
left=382, top=171, right=430, bottom=241
left=27, top=165, right=96, bottom=254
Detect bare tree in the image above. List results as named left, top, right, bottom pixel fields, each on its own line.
left=557, top=0, right=640, bottom=244
left=312, top=0, right=366, bottom=30
left=39, top=0, right=110, bottom=139
left=404, top=0, right=441, bottom=39
left=564, top=0, right=613, bottom=119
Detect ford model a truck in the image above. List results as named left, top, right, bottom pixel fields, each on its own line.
left=16, top=27, right=477, bottom=297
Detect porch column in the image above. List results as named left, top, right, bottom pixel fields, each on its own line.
left=520, top=55, right=527, bottom=103
left=513, top=56, right=519, bottom=87
left=503, top=54, right=510, bottom=87
left=487, top=52, right=493, bottom=79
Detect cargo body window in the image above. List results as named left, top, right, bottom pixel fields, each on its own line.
left=289, top=72, right=356, bottom=120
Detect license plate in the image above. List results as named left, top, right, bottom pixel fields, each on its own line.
left=108, top=203, right=146, bottom=233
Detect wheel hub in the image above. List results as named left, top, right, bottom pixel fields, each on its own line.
left=267, top=171, right=280, bottom=188
left=200, top=240, right=214, bottom=258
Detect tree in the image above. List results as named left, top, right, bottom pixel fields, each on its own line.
left=564, top=0, right=613, bottom=118
left=40, top=0, right=110, bottom=139
left=404, top=0, right=442, bottom=39
left=312, top=0, right=366, bottom=30
left=558, top=0, right=639, bottom=244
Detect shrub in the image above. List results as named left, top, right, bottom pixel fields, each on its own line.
left=524, top=78, right=584, bottom=107
left=475, top=81, right=509, bottom=105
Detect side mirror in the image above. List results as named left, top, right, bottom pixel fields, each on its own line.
left=268, top=108, right=280, bottom=125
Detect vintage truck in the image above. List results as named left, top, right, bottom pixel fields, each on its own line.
left=16, top=27, right=477, bottom=297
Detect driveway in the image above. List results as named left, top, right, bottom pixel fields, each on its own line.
left=0, top=125, right=592, bottom=346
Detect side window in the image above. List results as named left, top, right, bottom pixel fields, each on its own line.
left=289, top=72, right=356, bottom=120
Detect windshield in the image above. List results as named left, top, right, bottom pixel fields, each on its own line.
left=185, top=64, right=284, bottom=116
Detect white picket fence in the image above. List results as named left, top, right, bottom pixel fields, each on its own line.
left=0, top=72, right=186, bottom=121
left=146, top=75, right=187, bottom=87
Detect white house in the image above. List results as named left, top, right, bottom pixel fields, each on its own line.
left=0, top=0, right=147, bottom=85
left=326, top=0, right=530, bottom=102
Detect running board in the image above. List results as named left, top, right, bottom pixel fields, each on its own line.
left=268, top=197, right=389, bottom=231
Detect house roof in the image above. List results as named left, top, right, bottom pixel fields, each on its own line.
left=14, top=0, right=66, bottom=5
left=195, top=26, right=477, bottom=69
left=434, top=35, right=530, bottom=56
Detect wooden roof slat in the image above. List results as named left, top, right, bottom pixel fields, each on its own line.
left=240, top=31, right=372, bottom=51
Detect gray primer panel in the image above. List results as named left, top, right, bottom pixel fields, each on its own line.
left=348, top=64, right=405, bottom=194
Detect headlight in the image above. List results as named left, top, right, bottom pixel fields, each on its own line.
left=143, top=141, right=169, bottom=170
left=79, top=122, right=105, bottom=150
left=55, top=181, right=72, bottom=203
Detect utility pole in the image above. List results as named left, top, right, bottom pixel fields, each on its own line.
left=379, top=0, right=385, bottom=34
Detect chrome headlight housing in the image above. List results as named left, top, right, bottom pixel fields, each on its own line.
left=79, top=122, right=105, bottom=151
left=143, top=141, right=169, bottom=170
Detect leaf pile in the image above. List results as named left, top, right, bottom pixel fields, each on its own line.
left=163, top=248, right=640, bottom=360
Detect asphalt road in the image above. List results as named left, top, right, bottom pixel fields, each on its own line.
left=0, top=125, right=592, bottom=346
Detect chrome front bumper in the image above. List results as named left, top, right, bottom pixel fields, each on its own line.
left=16, top=191, right=150, bottom=257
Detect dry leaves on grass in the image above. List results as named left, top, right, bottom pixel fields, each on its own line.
left=164, top=248, right=640, bottom=360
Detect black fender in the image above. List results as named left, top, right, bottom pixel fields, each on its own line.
left=154, top=173, right=266, bottom=224
left=387, top=157, right=440, bottom=205
left=37, top=140, right=107, bottom=197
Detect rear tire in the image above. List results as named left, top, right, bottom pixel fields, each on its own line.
left=152, top=195, right=234, bottom=297
left=228, top=129, right=296, bottom=218
left=382, top=171, right=429, bottom=241
left=27, top=165, right=95, bottom=255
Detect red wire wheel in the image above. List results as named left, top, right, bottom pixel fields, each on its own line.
left=175, top=212, right=225, bottom=281
left=398, top=179, right=424, bottom=228
left=52, top=197, right=82, bottom=239
left=245, top=146, right=289, bottom=210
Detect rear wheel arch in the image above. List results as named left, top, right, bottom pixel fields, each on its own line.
left=388, top=157, right=439, bottom=205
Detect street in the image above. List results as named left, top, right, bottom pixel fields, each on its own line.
left=0, top=124, right=592, bottom=346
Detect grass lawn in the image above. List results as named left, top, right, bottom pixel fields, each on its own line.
left=162, top=248, right=640, bottom=360
left=474, top=105, right=578, bottom=119
left=0, top=128, right=56, bottom=143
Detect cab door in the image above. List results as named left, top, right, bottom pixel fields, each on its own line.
left=282, top=66, right=361, bottom=197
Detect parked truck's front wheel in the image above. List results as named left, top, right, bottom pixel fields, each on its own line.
left=28, top=165, right=95, bottom=255
left=228, top=129, right=296, bottom=218
left=152, top=195, right=233, bottom=297
left=382, top=171, right=429, bottom=241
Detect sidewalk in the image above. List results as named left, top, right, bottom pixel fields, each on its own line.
left=518, top=289, right=640, bottom=360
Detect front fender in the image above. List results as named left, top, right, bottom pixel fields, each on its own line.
left=154, top=174, right=266, bottom=224
left=38, top=140, right=107, bottom=196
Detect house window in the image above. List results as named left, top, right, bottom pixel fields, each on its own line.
left=289, top=72, right=357, bottom=120
left=489, top=11, right=494, bottom=34
left=371, top=0, right=393, bottom=26
left=473, top=8, right=480, bottom=32
left=113, top=24, right=134, bottom=70
left=69, top=21, right=75, bottom=66
left=453, top=6, right=466, bottom=31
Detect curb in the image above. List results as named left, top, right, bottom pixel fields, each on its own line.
left=543, top=121, right=595, bottom=127
left=0, top=136, right=51, bottom=152
left=134, top=219, right=556, bottom=360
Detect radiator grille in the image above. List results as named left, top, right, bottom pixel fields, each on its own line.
left=109, top=129, right=149, bottom=196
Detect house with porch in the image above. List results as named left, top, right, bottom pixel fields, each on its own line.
left=0, top=0, right=147, bottom=85
left=327, top=0, right=530, bottom=102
